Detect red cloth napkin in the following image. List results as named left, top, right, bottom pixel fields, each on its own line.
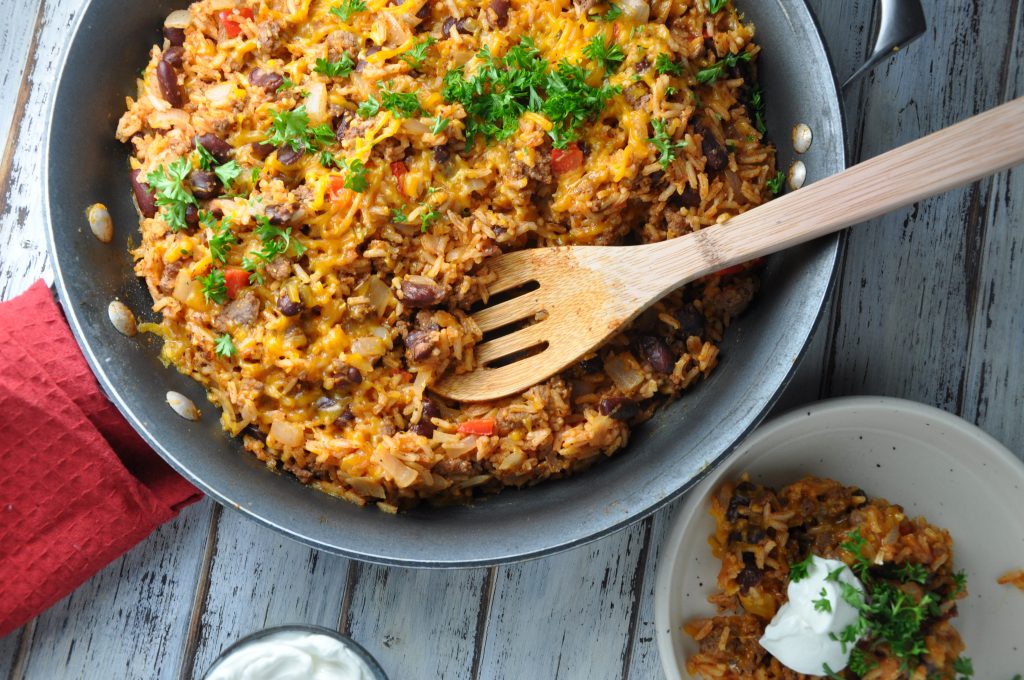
left=0, top=280, right=201, bottom=637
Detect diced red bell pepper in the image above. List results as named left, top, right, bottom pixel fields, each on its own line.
left=224, top=267, right=249, bottom=299
left=390, top=161, right=408, bottom=196
left=551, top=143, right=584, bottom=173
left=219, top=8, right=254, bottom=38
left=457, top=418, right=495, bottom=436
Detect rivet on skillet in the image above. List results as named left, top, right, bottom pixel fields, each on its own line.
left=87, top=203, right=113, bottom=243
left=792, top=123, right=812, bottom=154
left=167, top=391, right=200, bottom=421
left=108, top=300, right=137, bottom=336
left=788, top=160, right=807, bottom=191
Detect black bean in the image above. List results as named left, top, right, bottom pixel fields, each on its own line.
left=189, top=169, right=222, bottom=199
left=637, top=335, right=675, bottom=374
left=355, top=45, right=381, bottom=73
left=184, top=203, right=200, bottom=228
left=442, top=17, right=471, bottom=38
left=162, top=45, right=185, bottom=68
left=400, top=280, right=445, bottom=308
left=345, top=366, right=363, bottom=385
left=265, top=203, right=296, bottom=225
left=195, top=133, right=233, bottom=163
left=578, top=355, right=604, bottom=374
left=277, top=291, right=303, bottom=317
left=421, top=396, right=442, bottom=421
left=598, top=396, right=639, bottom=421
left=164, top=25, right=186, bottom=46
left=334, top=407, right=355, bottom=426
left=675, top=304, right=705, bottom=338
left=678, top=184, right=700, bottom=208
left=432, top=145, right=450, bottom=164
left=157, top=59, right=184, bottom=108
left=248, top=68, right=283, bottom=91
left=736, top=554, right=763, bottom=593
left=250, top=141, right=276, bottom=160
left=334, top=112, right=352, bottom=142
left=409, top=420, right=434, bottom=437
left=130, top=170, right=158, bottom=218
left=702, top=132, right=729, bottom=172
left=635, top=58, right=650, bottom=74
left=415, top=0, right=431, bottom=21
left=277, top=145, right=303, bottom=165
left=745, top=528, right=766, bottom=543
left=725, top=489, right=751, bottom=521
left=404, top=329, right=436, bottom=362
left=488, top=0, right=510, bottom=27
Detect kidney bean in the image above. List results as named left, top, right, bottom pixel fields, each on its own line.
left=130, top=170, right=158, bottom=218
left=334, top=112, right=352, bottom=142
left=277, top=146, right=303, bottom=165
left=578, top=355, right=604, bottom=374
left=162, top=46, right=184, bottom=68
left=184, top=203, right=200, bottom=228
left=189, top=169, right=222, bottom=199
left=250, top=141, right=276, bottom=160
left=164, top=25, right=186, bottom=46
left=195, top=133, right=232, bottom=163
left=415, top=0, right=431, bottom=21
left=598, top=396, right=639, bottom=421
left=637, top=335, right=675, bottom=373
left=421, top=397, right=442, bottom=421
left=355, top=45, right=381, bottom=73
left=488, top=0, right=510, bottom=27
left=248, top=68, right=283, bottom=91
left=675, top=304, right=705, bottom=338
left=404, top=329, right=436, bottom=361
left=432, top=144, right=450, bottom=164
left=400, top=281, right=445, bottom=308
left=441, top=17, right=471, bottom=38
left=157, top=59, right=184, bottom=108
left=678, top=185, right=700, bottom=208
left=277, top=291, right=303, bottom=317
left=334, top=407, right=355, bottom=426
left=702, top=132, right=729, bottom=172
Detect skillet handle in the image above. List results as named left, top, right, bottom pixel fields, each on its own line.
left=842, top=0, right=926, bottom=90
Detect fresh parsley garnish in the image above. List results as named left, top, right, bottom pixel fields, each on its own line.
left=696, top=50, right=752, bottom=84
left=392, top=206, right=409, bottom=223
left=708, top=0, right=728, bottom=12
left=199, top=269, right=228, bottom=304
left=196, top=142, right=217, bottom=170
left=541, top=60, right=620, bottom=148
left=848, top=648, right=877, bottom=676
left=330, top=0, right=366, bottom=22
left=789, top=553, right=814, bottom=583
left=357, top=95, right=381, bottom=118
left=655, top=53, right=685, bottom=76
left=647, top=118, right=687, bottom=170
left=766, top=170, right=785, bottom=195
left=749, top=84, right=766, bottom=134
left=314, top=54, right=355, bottom=78
left=951, top=569, right=968, bottom=597
left=825, top=566, right=845, bottom=583
left=214, top=160, right=242, bottom=187
left=813, top=588, right=833, bottom=613
left=264, top=106, right=334, bottom=153
left=240, top=215, right=306, bottom=284
left=215, top=333, right=237, bottom=357
left=952, top=657, right=974, bottom=678
left=430, top=116, right=450, bottom=135
left=582, top=35, right=625, bottom=73
left=896, top=562, right=930, bottom=585
left=341, top=158, right=369, bottom=193
left=379, top=85, right=423, bottom=118
left=207, top=215, right=238, bottom=264
left=419, top=205, right=441, bottom=232
left=601, top=4, right=623, bottom=21
left=399, top=36, right=436, bottom=69
left=278, top=76, right=296, bottom=92
left=146, top=158, right=197, bottom=232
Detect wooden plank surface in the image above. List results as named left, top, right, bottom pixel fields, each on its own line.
left=2, top=1, right=1023, bottom=679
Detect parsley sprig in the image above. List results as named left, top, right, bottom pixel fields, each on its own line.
left=749, top=84, right=767, bottom=134
left=330, top=0, right=366, bottom=22
left=215, top=333, right=237, bottom=357
left=242, top=215, right=306, bottom=284
left=205, top=213, right=238, bottom=264
left=358, top=86, right=424, bottom=119
left=264, top=106, right=335, bottom=153
left=399, top=36, right=436, bottom=69
left=341, top=157, right=369, bottom=192
left=314, top=54, right=355, bottom=78
left=766, top=170, right=785, bottom=195
left=696, top=50, right=752, bottom=84
left=582, top=35, right=625, bottom=73
left=146, top=158, right=198, bottom=232
left=655, top=53, right=685, bottom=76
left=647, top=119, right=688, bottom=170
left=199, top=269, right=228, bottom=304
left=708, top=0, right=728, bottom=13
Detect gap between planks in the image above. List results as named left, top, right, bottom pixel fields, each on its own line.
left=176, top=504, right=223, bottom=680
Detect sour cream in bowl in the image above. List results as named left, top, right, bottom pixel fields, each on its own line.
left=204, top=625, right=388, bottom=680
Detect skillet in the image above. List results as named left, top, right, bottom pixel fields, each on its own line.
left=44, top=0, right=923, bottom=567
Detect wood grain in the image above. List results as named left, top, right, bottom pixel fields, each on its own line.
left=0, top=0, right=44, bottom=185
left=342, top=565, right=488, bottom=680
left=182, top=508, right=351, bottom=680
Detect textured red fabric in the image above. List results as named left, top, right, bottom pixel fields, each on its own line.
left=0, top=281, right=201, bottom=637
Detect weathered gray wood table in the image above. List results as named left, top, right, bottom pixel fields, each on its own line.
left=1, top=1, right=1021, bottom=678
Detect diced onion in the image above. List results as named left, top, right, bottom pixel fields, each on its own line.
left=366, top=276, right=392, bottom=315
left=205, top=82, right=235, bottom=107
left=618, top=0, right=649, bottom=23
left=605, top=353, right=644, bottom=391
left=164, top=9, right=191, bottom=29
left=270, top=419, right=304, bottom=447
left=305, top=82, right=328, bottom=123
left=379, top=452, right=418, bottom=488
left=351, top=336, right=386, bottom=356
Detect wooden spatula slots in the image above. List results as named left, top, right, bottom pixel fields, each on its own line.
left=433, top=98, right=1024, bottom=403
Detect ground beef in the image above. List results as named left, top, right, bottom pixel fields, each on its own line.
left=433, top=458, right=476, bottom=477
left=158, top=260, right=184, bottom=294
left=266, top=255, right=292, bottom=280
left=325, top=29, right=360, bottom=61
left=219, top=290, right=260, bottom=326
left=256, top=20, right=285, bottom=57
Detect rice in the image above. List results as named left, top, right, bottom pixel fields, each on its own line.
left=118, top=0, right=775, bottom=509
left=684, top=475, right=969, bottom=679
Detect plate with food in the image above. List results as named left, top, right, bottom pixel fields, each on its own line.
left=43, top=0, right=923, bottom=565
left=655, top=396, right=1024, bottom=679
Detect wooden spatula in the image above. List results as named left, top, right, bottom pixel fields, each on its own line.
left=433, top=97, right=1024, bottom=402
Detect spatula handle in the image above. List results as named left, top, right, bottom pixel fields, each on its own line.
left=646, top=97, right=1024, bottom=288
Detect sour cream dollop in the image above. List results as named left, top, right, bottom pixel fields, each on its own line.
left=758, top=555, right=865, bottom=675
left=205, top=630, right=374, bottom=680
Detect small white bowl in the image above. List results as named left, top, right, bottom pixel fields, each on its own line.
left=655, top=396, right=1024, bottom=679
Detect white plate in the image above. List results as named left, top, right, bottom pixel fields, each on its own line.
left=655, top=396, right=1024, bottom=679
